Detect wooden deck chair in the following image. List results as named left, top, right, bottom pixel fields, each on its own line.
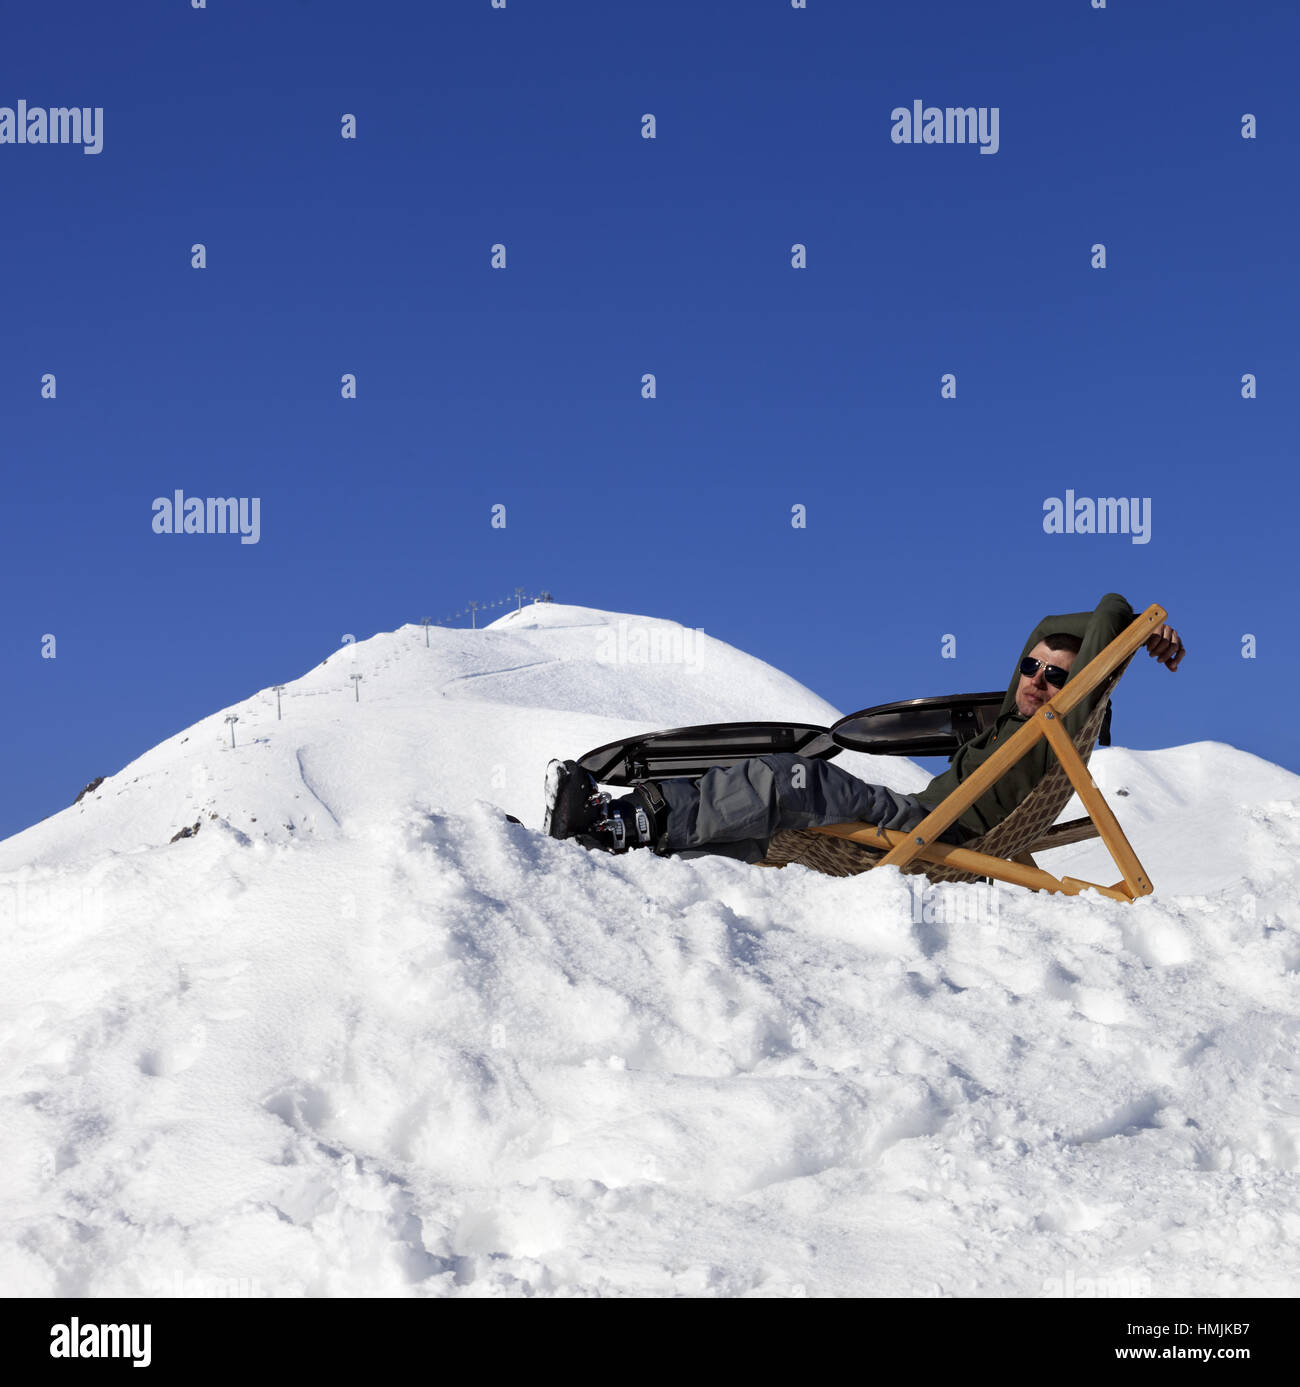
left=758, top=605, right=1168, bottom=903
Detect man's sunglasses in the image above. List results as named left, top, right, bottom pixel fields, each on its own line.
left=1019, top=657, right=1070, bottom=689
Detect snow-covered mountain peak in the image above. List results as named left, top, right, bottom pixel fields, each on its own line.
left=0, top=603, right=913, bottom=872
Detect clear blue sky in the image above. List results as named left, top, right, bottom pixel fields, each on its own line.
left=2, top=0, right=1295, bottom=839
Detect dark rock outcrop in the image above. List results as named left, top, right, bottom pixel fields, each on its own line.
left=74, top=776, right=105, bottom=805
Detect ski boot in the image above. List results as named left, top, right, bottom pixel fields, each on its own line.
left=542, top=759, right=666, bottom=854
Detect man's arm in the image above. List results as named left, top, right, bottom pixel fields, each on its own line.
left=1144, top=622, right=1186, bottom=670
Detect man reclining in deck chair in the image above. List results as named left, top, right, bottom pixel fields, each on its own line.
left=544, top=593, right=1186, bottom=863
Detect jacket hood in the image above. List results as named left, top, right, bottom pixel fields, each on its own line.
left=996, top=597, right=1128, bottom=720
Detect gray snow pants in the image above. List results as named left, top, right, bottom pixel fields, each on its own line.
left=653, top=752, right=974, bottom=864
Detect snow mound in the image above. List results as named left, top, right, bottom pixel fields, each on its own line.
left=2, top=604, right=1298, bottom=1298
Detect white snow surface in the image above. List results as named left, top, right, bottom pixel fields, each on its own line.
left=2, top=602, right=1298, bottom=1298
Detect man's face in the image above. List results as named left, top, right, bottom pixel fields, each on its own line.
left=1014, top=641, right=1077, bottom=717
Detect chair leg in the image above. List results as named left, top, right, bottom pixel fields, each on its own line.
left=1040, top=715, right=1153, bottom=898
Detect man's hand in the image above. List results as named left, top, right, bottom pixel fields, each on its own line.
left=1145, top=622, right=1186, bottom=671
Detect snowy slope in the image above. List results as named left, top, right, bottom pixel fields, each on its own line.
left=0, top=603, right=928, bottom=873
left=1, top=603, right=1298, bottom=1299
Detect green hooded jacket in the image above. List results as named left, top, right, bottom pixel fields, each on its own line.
left=911, top=592, right=1137, bottom=838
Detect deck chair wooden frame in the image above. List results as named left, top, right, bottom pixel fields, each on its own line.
left=759, top=604, right=1168, bottom=903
